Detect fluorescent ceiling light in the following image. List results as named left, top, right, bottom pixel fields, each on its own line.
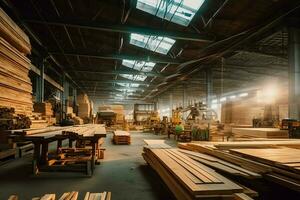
left=229, top=95, right=236, bottom=99
left=136, top=0, right=205, bottom=26
left=130, top=33, right=175, bottom=55
left=212, top=99, right=218, bottom=104
left=122, top=59, right=156, bottom=72
left=239, top=93, right=249, bottom=97
left=120, top=74, right=147, bottom=81
left=220, top=97, right=227, bottom=102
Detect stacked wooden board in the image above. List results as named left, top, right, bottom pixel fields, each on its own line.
left=142, top=145, right=257, bottom=199
left=232, top=128, right=288, bottom=139
left=179, top=142, right=300, bottom=192
left=33, top=102, right=53, bottom=116
left=111, top=105, right=124, bottom=124
left=77, top=93, right=91, bottom=119
left=0, top=8, right=32, bottom=116
left=113, top=130, right=131, bottom=145
left=7, top=191, right=111, bottom=200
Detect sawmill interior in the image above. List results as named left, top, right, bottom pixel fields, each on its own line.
left=1, top=0, right=300, bottom=199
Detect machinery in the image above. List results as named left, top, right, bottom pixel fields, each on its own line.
left=96, top=109, right=116, bottom=126
left=171, top=102, right=218, bottom=125
left=281, top=119, right=300, bottom=138
left=252, top=104, right=279, bottom=128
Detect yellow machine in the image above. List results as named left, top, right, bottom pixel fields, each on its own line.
left=171, top=108, right=182, bottom=125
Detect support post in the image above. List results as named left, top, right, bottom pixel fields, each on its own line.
left=288, top=28, right=300, bottom=119
left=206, top=68, right=213, bottom=108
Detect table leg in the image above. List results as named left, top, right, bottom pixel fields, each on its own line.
left=57, top=139, right=62, bottom=153
left=40, top=142, right=49, bottom=165
left=91, top=141, right=96, bottom=171
left=32, top=142, right=41, bottom=174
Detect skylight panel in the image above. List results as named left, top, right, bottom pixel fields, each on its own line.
left=117, top=83, right=140, bottom=88
left=122, top=59, right=156, bottom=72
left=130, top=33, right=175, bottom=55
left=136, top=0, right=205, bottom=26
left=120, top=74, right=147, bottom=81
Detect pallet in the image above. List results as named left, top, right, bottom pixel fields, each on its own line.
left=113, top=131, right=130, bottom=145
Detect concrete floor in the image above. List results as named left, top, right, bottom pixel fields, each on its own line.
left=0, top=132, right=177, bottom=200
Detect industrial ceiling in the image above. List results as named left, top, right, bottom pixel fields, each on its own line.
left=1, top=0, right=300, bottom=104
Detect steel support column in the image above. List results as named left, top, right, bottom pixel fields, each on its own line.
left=35, top=60, right=44, bottom=102
left=206, top=68, right=213, bottom=108
left=288, top=28, right=300, bottom=119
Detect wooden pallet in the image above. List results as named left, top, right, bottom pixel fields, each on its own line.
left=113, top=131, right=130, bottom=145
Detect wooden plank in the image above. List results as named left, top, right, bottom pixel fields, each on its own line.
left=234, top=193, right=254, bottom=200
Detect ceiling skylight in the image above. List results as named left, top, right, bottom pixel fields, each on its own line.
left=122, top=59, right=156, bottom=72
left=120, top=74, right=147, bottom=81
left=130, top=33, right=175, bottom=55
left=117, top=83, right=140, bottom=88
left=136, top=0, right=205, bottom=26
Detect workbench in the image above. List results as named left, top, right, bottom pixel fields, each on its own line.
left=10, top=125, right=106, bottom=176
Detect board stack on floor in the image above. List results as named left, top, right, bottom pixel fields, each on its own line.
left=66, top=106, right=83, bottom=125
left=178, top=141, right=300, bottom=192
left=113, top=130, right=131, bottom=145
left=0, top=8, right=32, bottom=116
left=232, top=128, right=289, bottom=139
left=142, top=140, right=255, bottom=200
left=77, top=93, right=91, bottom=121
left=0, top=107, right=31, bottom=130
left=33, top=102, right=56, bottom=126
left=7, top=191, right=111, bottom=200
left=111, top=105, right=124, bottom=124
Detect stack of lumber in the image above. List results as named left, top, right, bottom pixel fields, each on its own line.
left=178, top=142, right=300, bottom=192
left=113, top=130, right=130, bottom=145
left=84, top=192, right=111, bottom=200
left=73, top=116, right=83, bottom=125
left=77, top=93, right=91, bottom=118
left=111, top=105, right=124, bottom=124
left=142, top=144, right=256, bottom=200
left=0, top=8, right=32, bottom=116
left=0, top=106, right=31, bottom=130
left=7, top=191, right=111, bottom=200
left=232, top=128, right=288, bottom=139
left=33, top=102, right=53, bottom=116
left=30, top=112, right=49, bottom=129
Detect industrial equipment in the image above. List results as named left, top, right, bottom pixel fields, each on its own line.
left=281, top=119, right=300, bottom=138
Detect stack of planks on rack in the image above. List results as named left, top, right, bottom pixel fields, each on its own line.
left=142, top=140, right=256, bottom=200
left=7, top=191, right=111, bottom=200
left=0, top=8, right=32, bottom=116
left=113, top=130, right=131, bottom=145
left=178, top=141, right=300, bottom=192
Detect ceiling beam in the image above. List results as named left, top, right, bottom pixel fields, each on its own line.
left=71, top=69, right=165, bottom=77
left=49, top=51, right=181, bottom=64
left=76, top=79, right=150, bottom=85
left=24, top=19, right=213, bottom=42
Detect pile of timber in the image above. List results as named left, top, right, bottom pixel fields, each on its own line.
left=7, top=191, right=111, bottom=200
left=0, top=106, right=31, bottom=130
left=0, top=8, right=32, bottom=116
left=232, top=128, right=289, bottom=139
left=178, top=142, right=300, bottom=192
left=66, top=106, right=83, bottom=125
left=143, top=140, right=255, bottom=200
left=77, top=93, right=91, bottom=119
left=111, top=105, right=124, bottom=124
left=33, top=102, right=53, bottom=116
left=113, top=130, right=130, bottom=145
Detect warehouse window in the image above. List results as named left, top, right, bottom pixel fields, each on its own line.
left=130, top=33, right=175, bottom=55
left=120, top=74, right=147, bottom=81
left=122, top=59, right=156, bottom=72
left=136, top=0, right=205, bottom=26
